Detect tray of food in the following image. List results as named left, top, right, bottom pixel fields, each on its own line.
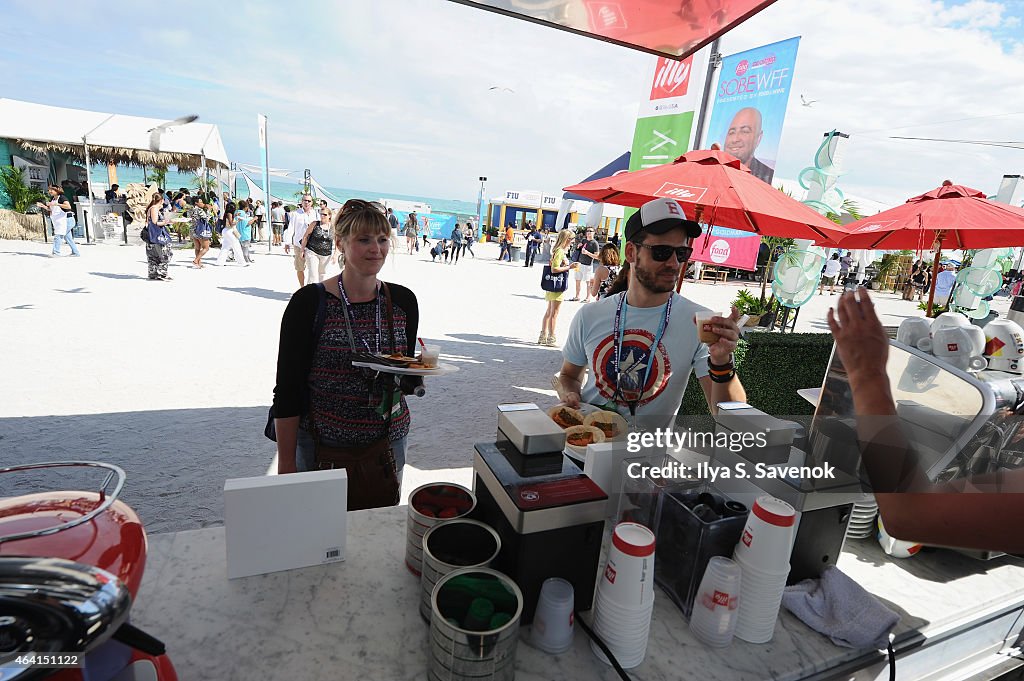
left=546, top=403, right=629, bottom=461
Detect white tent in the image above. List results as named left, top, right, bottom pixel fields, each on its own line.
left=0, top=98, right=230, bottom=170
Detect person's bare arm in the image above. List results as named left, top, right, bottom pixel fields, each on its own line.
left=275, top=417, right=300, bottom=474
left=558, top=360, right=587, bottom=408
left=829, top=289, right=1024, bottom=552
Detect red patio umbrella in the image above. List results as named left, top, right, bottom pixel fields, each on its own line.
left=838, top=180, right=1024, bottom=316
left=563, top=149, right=849, bottom=244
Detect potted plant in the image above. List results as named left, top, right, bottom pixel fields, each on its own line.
left=732, top=289, right=773, bottom=326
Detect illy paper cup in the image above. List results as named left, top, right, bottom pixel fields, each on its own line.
left=733, top=496, right=796, bottom=573
left=599, top=522, right=656, bottom=608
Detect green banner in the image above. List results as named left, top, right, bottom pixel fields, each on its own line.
left=628, top=112, right=695, bottom=172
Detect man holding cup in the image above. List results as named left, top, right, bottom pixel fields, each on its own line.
left=558, top=198, right=746, bottom=429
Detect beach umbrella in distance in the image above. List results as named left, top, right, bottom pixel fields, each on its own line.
left=148, top=114, right=199, bottom=152
left=838, top=180, right=1024, bottom=316
left=563, top=148, right=849, bottom=243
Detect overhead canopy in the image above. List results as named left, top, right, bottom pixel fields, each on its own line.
left=0, top=98, right=230, bottom=171
left=448, top=0, right=779, bottom=59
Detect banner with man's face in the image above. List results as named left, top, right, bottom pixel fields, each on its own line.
left=705, top=37, right=801, bottom=185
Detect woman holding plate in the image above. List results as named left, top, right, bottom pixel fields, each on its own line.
left=272, top=200, right=422, bottom=510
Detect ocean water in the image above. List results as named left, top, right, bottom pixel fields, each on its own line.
left=88, top=166, right=478, bottom=219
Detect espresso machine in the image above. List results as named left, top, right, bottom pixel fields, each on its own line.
left=708, top=405, right=868, bottom=584
left=472, top=403, right=607, bottom=624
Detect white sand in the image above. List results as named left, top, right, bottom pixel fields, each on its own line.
left=0, top=238, right=1007, bottom=532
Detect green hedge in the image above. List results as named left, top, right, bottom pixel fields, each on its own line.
left=679, top=331, right=835, bottom=417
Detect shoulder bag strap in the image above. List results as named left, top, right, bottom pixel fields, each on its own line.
left=380, top=282, right=397, bottom=430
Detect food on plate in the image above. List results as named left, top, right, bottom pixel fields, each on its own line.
left=584, top=410, right=628, bottom=440
left=564, top=425, right=606, bottom=448
left=407, top=362, right=433, bottom=369
left=548, top=405, right=585, bottom=429
left=386, top=353, right=418, bottom=362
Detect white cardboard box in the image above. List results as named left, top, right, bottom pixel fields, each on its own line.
left=224, top=469, right=347, bottom=579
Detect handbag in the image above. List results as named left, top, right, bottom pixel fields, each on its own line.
left=541, top=264, right=568, bottom=292
left=312, top=282, right=401, bottom=511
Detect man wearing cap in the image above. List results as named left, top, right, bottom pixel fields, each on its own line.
left=558, top=198, right=746, bottom=429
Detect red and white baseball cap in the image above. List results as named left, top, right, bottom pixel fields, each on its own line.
left=624, top=198, right=702, bottom=241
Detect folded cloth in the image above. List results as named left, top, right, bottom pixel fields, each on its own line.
left=782, top=566, right=899, bottom=649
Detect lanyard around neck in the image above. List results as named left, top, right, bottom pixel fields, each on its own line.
left=612, top=291, right=673, bottom=411
left=337, top=279, right=383, bottom=353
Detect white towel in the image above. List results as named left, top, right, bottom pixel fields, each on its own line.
left=782, top=566, right=899, bottom=649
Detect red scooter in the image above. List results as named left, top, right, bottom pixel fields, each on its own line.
left=0, top=462, right=177, bottom=681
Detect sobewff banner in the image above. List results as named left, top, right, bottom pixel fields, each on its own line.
left=705, top=37, right=801, bottom=185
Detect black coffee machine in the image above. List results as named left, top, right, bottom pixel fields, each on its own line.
left=472, top=403, right=607, bottom=624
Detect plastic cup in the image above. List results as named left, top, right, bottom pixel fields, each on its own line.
left=733, top=496, right=796, bottom=573
left=530, top=578, right=575, bottom=654
left=599, top=523, right=656, bottom=608
left=695, top=311, right=724, bottom=345
left=420, top=344, right=441, bottom=367
left=688, top=557, right=741, bottom=647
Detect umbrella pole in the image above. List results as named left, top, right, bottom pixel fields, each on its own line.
left=926, top=248, right=942, bottom=317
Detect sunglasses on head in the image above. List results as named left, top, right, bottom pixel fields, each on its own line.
left=633, top=242, right=693, bottom=262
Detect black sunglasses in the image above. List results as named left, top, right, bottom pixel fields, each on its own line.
left=633, top=242, right=693, bottom=262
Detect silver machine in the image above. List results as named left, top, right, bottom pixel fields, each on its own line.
left=708, top=339, right=1024, bottom=581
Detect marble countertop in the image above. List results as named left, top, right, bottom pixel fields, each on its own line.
left=133, top=506, right=1024, bottom=681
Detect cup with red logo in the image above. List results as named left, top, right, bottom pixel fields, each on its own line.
left=598, top=522, right=656, bottom=609
left=689, top=556, right=742, bottom=647
left=732, top=496, right=797, bottom=574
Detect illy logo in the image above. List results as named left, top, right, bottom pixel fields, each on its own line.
left=947, top=343, right=958, bottom=352
left=604, top=564, right=617, bottom=584
left=650, top=56, right=693, bottom=99
left=741, top=529, right=753, bottom=547
left=657, top=182, right=708, bottom=203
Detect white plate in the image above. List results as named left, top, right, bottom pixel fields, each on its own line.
left=350, top=360, right=460, bottom=376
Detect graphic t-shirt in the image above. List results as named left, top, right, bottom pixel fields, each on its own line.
left=563, top=292, right=711, bottom=430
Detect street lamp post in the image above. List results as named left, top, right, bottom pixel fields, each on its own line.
left=477, top=176, right=487, bottom=238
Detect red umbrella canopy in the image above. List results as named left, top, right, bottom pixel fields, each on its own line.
left=563, top=149, right=848, bottom=243
left=838, top=180, right=1024, bottom=250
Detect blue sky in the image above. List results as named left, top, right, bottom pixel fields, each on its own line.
left=1, top=0, right=1022, bottom=207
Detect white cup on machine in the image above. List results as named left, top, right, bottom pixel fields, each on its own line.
left=896, top=317, right=931, bottom=349
left=919, top=327, right=987, bottom=372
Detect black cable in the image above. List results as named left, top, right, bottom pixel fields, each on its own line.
left=887, top=640, right=896, bottom=681
left=573, top=610, right=632, bottom=681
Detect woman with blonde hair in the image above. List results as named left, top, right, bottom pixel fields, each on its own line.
left=301, top=206, right=334, bottom=283
left=538, top=228, right=579, bottom=346
left=272, top=199, right=423, bottom=509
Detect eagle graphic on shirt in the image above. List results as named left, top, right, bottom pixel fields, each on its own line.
left=591, top=328, right=672, bottom=409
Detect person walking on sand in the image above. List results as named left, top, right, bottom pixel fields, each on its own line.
left=463, top=222, right=476, bottom=258
left=38, top=186, right=80, bottom=257
left=819, top=253, right=841, bottom=295
left=254, top=199, right=266, bottom=242
left=236, top=201, right=256, bottom=264
left=524, top=224, right=543, bottom=268
left=271, top=201, right=285, bottom=246
left=405, top=212, right=420, bottom=254
left=447, top=222, right=463, bottom=264
left=283, top=194, right=318, bottom=286
left=215, top=202, right=247, bottom=266
left=144, top=192, right=173, bottom=280
left=301, top=206, right=334, bottom=283
left=188, top=196, right=213, bottom=268
left=570, top=227, right=599, bottom=302
left=538, top=229, right=579, bottom=346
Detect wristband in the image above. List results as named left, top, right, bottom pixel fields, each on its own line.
left=708, top=355, right=734, bottom=371
left=709, top=369, right=736, bottom=383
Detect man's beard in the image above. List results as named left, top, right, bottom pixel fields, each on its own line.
left=633, top=261, right=678, bottom=294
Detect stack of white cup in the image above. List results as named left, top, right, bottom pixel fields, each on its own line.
left=732, top=496, right=797, bottom=644
left=530, top=577, right=576, bottom=654
left=590, top=522, right=656, bottom=669
left=689, top=556, right=742, bottom=647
